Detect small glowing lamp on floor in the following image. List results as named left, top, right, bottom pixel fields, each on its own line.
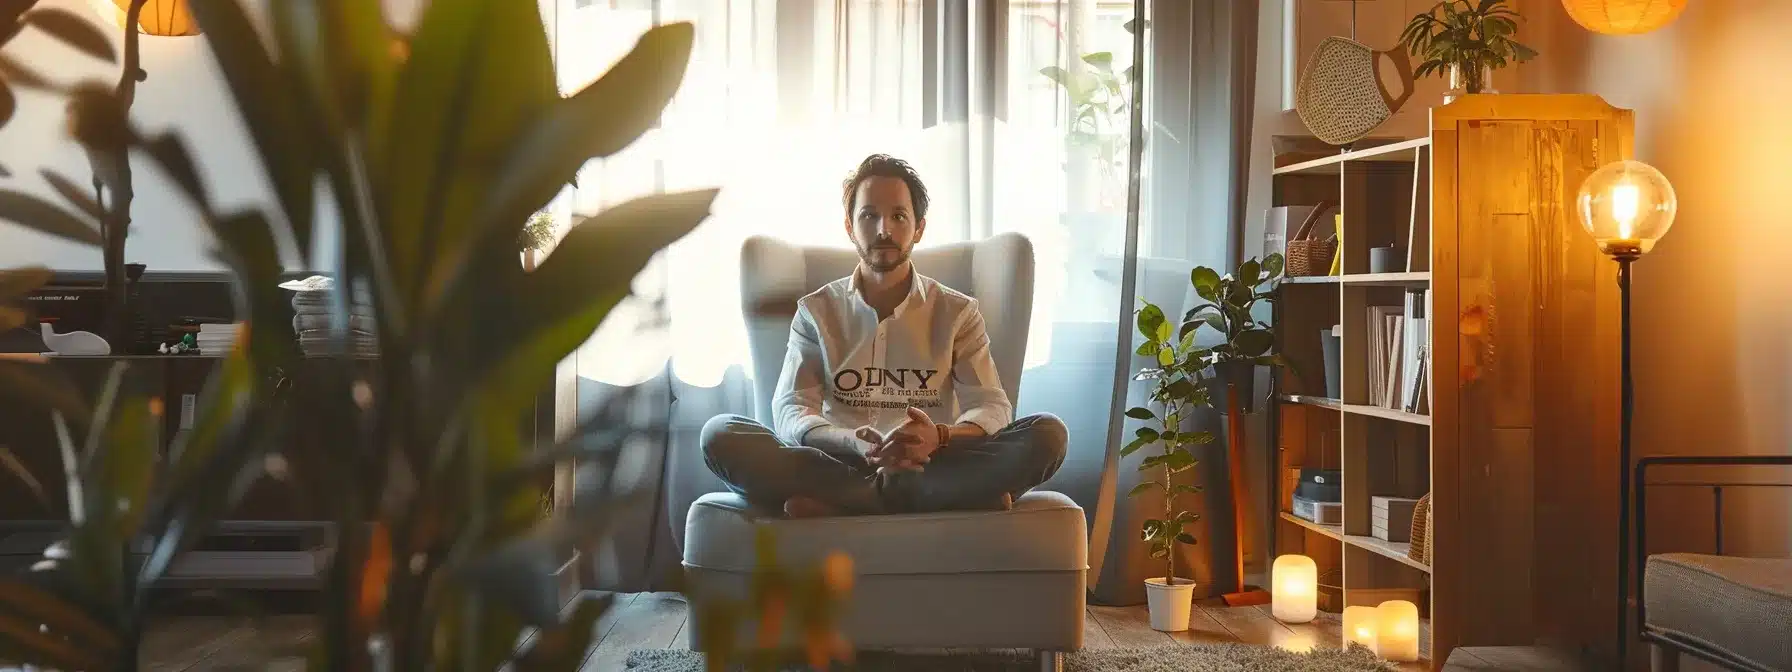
left=1342, top=605, right=1379, bottom=653
left=1270, top=555, right=1317, bottom=623
left=1375, top=600, right=1421, bottom=662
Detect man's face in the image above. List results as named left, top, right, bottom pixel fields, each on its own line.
left=846, top=176, right=924, bottom=273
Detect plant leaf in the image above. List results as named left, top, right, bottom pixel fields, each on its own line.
left=186, top=0, right=318, bottom=258
left=470, top=190, right=716, bottom=414
left=1191, top=266, right=1221, bottom=297
left=1262, top=253, right=1284, bottom=280
left=39, top=169, right=102, bottom=220
left=0, top=266, right=51, bottom=299
left=1141, top=518, right=1164, bottom=541
left=0, top=190, right=101, bottom=246
left=386, top=0, right=560, bottom=303
left=0, top=445, right=48, bottom=512
left=99, top=396, right=159, bottom=543
left=1171, top=484, right=1203, bottom=495
left=514, top=593, right=614, bottom=669
left=451, top=22, right=697, bottom=312
left=140, top=133, right=208, bottom=207
left=1119, top=439, right=1151, bottom=459
left=1176, top=533, right=1197, bottom=545
left=22, top=8, right=115, bottom=63
left=0, top=359, right=91, bottom=428
left=1125, top=407, right=1155, bottom=420
left=1135, top=340, right=1159, bottom=357
left=1127, top=482, right=1160, bottom=500
left=1135, top=302, right=1166, bottom=341
left=1236, top=329, right=1274, bottom=357
left=1134, top=427, right=1160, bottom=441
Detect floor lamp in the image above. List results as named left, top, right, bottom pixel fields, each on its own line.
left=1574, top=159, right=1677, bottom=669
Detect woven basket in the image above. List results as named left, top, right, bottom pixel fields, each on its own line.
left=1408, top=492, right=1433, bottom=565
left=1286, top=201, right=1338, bottom=277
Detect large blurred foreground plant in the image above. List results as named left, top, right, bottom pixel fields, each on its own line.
left=0, top=1, right=849, bottom=669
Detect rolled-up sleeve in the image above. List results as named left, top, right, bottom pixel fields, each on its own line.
left=950, top=300, right=1013, bottom=435
left=771, top=305, right=833, bottom=445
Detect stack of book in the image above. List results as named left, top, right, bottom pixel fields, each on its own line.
left=1365, top=290, right=1430, bottom=414
left=195, top=322, right=242, bottom=355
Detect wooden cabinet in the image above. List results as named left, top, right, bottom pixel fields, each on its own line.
left=1269, top=94, right=1630, bottom=668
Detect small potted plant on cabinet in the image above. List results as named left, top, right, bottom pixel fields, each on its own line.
left=1399, top=0, right=1538, bottom=103
left=1124, top=301, right=1215, bottom=631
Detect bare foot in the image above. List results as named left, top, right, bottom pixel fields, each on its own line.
left=783, top=496, right=839, bottom=518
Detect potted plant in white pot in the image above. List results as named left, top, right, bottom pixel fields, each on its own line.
left=1123, top=301, right=1216, bottom=631
left=1399, top=0, right=1538, bottom=104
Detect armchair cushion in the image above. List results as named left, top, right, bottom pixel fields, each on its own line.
left=682, top=491, right=1086, bottom=576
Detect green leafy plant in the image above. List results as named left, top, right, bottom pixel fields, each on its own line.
left=1040, top=50, right=1129, bottom=179
left=1186, top=253, right=1287, bottom=381
left=1122, top=303, right=1214, bottom=581
left=0, top=2, right=849, bottom=670
left=1399, top=0, right=1538, bottom=93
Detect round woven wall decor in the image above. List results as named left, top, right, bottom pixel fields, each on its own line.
left=1296, top=37, right=1394, bottom=146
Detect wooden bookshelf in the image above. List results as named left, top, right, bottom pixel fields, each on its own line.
left=1267, top=95, right=1631, bottom=669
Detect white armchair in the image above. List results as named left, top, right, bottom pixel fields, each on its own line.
left=679, top=233, right=1087, bottom=669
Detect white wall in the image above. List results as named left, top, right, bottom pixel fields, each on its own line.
left=0, top=0, right=436, bottom=273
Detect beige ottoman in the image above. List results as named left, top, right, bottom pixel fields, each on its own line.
left=681, top=490, right=1087, bottom=669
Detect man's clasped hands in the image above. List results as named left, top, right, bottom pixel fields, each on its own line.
left=854, top=406, right=941, bottom=474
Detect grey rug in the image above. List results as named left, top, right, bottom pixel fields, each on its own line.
left=624, top=644, right=1394, bottom=671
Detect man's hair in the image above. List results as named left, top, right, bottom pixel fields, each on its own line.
left=841, top=154, right=929, bottom=220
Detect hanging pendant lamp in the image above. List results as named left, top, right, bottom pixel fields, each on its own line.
left=89, top=0, right=201, bottom=37
left=1561, top=0, right=1687, bottom=35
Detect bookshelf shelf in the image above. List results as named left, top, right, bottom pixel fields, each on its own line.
left=1272, top=137, right=1432, bottom=176
left=1281, top=511, right=1341, bottom=540
left=1346, top=533, right=1430, bottom=574
left=1281, top=272, right=1431, bottom=286
left=1341, top=403, right=1431, bottom=427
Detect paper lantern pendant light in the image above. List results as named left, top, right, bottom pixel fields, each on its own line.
left=1562, top=0, right=1687, bottom=35
left=90, top=0, right=201, bottom=37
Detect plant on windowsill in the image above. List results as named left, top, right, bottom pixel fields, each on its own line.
left=1124, top=301, right=1215, bottom=632
left=1399, top=0, right=1538, bottom=103
left=1187, top=253, right=1287, bottom=603
left=519, top=210, right=555, bottom=271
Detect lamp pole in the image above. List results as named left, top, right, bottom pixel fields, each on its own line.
left=1614, top=254, right=1635, bottom=669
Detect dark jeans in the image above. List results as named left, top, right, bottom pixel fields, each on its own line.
left=700, top=413, right=1069, bottom=515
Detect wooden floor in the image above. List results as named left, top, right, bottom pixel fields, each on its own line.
left=135, top=592, right=1568, bottom=671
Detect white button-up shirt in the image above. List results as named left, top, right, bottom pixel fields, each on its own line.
left=771, top=267, right=1014, bottom=446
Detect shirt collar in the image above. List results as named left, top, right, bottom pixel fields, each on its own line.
left=850, top=262, right=927, bottom=318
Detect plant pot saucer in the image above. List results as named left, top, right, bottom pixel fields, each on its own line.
left=1221, top=587, right=1272, bottom=607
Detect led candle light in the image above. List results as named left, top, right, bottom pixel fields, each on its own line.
left=1342, top=605, right=1379, bottom=653
left=1270, top=555, right=1318, bottom=623
left=1375, top=600, right=1421, bottom=662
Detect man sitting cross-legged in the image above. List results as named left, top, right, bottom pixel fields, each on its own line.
left=701, top=154, right=1068, bottom=518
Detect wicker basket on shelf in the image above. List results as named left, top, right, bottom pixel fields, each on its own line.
left=1286, top=201, right=1338, bottom=277
left=1408, top=492, right=1433, bottom=565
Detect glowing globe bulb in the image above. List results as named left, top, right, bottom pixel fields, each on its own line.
left=1577, top=160, right=1677, bottom=260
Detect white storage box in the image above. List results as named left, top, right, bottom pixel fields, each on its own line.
left=1373, top=496, right=1420, bottom=542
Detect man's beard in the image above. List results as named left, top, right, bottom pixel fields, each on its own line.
left=858, top=241, right=910, bottom=272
